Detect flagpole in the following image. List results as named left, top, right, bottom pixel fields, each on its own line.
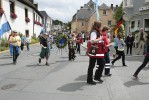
left=95, top=0, right=100, bottom=21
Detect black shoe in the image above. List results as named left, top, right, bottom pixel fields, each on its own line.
left=39, top=58, right=41, bottom=63
left=133, top=74, right=138, bottom=79
left=94, top=78, right=103, bottom=83
left=105, top=74, right=112, bottom=77
left=87, top=81, right=96, bottom=85
left=123, top=65, right=127, bottom=66
left=111, top=62, right=114, bottom=66
left=45, top=62, right=49, bottom=66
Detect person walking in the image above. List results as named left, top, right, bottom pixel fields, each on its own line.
left=87, top=21, right=105, bottom=85
left=9, top=30, right=21, bottom=64
left=38, top=33, right=50, bottom=66
left=111, top=33, right=127, bottom=66
left=76, top=33, right=82, bottom=54
left=25, top=34, right=31, bottom=51
left=133, top=34, right=149, bottom=78
left=20, top=34, right=25, bottom=52
left=113, top=34, right=118, bottom=58
left=126, top=33, right=134, bottom=55
left=136, top=28, right=147, bottom=55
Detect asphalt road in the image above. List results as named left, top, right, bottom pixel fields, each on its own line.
left=0, top=43, right=149, bottom=100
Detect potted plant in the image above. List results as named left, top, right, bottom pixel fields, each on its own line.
left=0, top=8, right=4, bottom=16
left=10, top=13, right=17, bottom=19
left=25, top=17, right=30, bottom=23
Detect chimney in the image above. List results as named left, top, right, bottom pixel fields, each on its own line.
left=34, top=3, right=38, bottom=9
left=111, top=4, right=113, bottom=10
left=29, top=0, right=34, bottom=3
left=81, top=6, right=83, bottom=9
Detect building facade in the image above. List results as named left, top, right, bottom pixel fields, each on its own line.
left=123, top=0, right=149, bottom=35
left=0, top=0, right=43, bottom=39
left=71, top=0, right=116, bottom=34
left=40, top=11, right=53, bottom=34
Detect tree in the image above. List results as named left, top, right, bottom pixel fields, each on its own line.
left=53, top=19, right=63, bottom=26
left=114, top=3, right=123, bottom=22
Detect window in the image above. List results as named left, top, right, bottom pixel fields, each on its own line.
left=25, top=30, right=29, bottom=37
left=124, top=0, right=127, bottom=6
left=103, top=10, right=106, bottom=15
left=108, top=21, right=112, bottom=26
left=9, top=0, right=15, bottom=13
left=137, top=20, right=140, bottom=28
left=25, top=8, right=28, bottom=17
left=131, top=21, right=135, bottom=28
left=130, top=0, right=133, bottom=6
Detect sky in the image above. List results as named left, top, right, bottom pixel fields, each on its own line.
left=34, top=0, right=122, bottom=23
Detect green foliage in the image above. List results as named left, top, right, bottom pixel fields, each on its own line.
left=0, top=39, right=9, bottom=51
left=113, top=3, right=123, bottom=22
left=31, top=36, right=39, bottom=44
left=53, top=19, right=63, bottom=25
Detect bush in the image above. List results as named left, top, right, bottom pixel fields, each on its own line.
left=0, top=39, right=9, bottom=51
left=31, top=36, right=39, bottom=44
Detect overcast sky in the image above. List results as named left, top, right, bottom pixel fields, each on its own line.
left=34, top=0, right=122, bottom=23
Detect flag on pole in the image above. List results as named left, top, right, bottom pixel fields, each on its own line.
left=40, top=17, right=46, bottom=34
left=0, top=13, right=11, bottom=37
left=114, top=17, right=123, bottom=35
left=95, top=0, right=100, bottom=21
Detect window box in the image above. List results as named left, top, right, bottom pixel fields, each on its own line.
left=25, top=17, right=30, bottom=23
left=10, top=13, right=17, bottom=19
left=0, top=8, right=4, bottom=16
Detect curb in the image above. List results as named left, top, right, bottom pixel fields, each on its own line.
left=0, top=43, right=39, bottom=54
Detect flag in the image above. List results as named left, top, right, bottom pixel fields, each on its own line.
left=114, top=17, right=123, bottom=35
left=0, top=13, right=11, bottom=37
left=95, top=0, right=100, bottom=21
left=40, top=17, right=46, bottom=34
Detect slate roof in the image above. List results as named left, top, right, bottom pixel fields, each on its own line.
left=99, top=3, right=110, bottom=9
left=40, top=11, right=49, bottom=18
left=72, top=8, right=95, bottom=21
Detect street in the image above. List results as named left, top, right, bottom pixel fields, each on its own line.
left=0, top=44, right=149, bottom=100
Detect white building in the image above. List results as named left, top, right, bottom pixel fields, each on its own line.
left=40, top=11, right=53, bottom=33
left=0, top=0, right=43, bottom=39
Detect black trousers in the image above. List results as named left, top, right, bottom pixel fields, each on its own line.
left=69, top=48, right=75, bottom=60
left=134, top=56, right=149, bottom=76
left=76, top=44, right=80, bottom=53
left=20, top=43, right=24, bottom=51
left=112, top=50, right=126, bottom=66
left=114, top=46, right=118, bottom=55
left=127, top=44, right=133, bottom=55
left=87, top=57, right=105, bottom=82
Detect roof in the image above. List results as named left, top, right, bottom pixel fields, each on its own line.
left=73, top=8, right=95, bottom=20
left=99, top=3, right=110, bottom=9
left=40, top=11, right=49, bottom=18
left=17, top=0, right=42, bottom=17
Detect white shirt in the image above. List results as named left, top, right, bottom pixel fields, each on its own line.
left=90, top=32, right=97, bottom=40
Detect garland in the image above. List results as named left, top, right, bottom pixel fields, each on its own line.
left=56, top=34, right=69, bottom=49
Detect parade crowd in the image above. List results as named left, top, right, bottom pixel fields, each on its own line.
left=5, top=21, right=149, bottom=85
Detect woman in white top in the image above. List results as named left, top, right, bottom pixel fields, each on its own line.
left=111, top=33, right=127, bottom=66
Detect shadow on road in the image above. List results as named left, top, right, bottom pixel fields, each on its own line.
left=57, top=82, right=87, bottom=92
left=124, top=79, right=149, bottom=87
left=0, top=56, right=12, bottom=59
left=75, top=75, right=86, bottom=81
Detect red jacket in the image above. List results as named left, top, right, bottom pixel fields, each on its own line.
left=101, top=33, right=109, bottom=52
left=76, top=36, right=83, bottom=44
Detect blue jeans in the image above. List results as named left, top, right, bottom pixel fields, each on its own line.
left=13, top=46, right=20, bottom=63
left=10, top=44, right=13, bottom=56
left=26, top=43, right=30, bottom=51
left=105, top=52, right=110, bottom=63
